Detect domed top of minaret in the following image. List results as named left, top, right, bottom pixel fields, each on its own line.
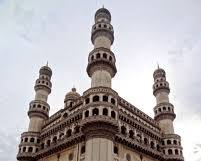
left=65, top=87, right=80, bottom=101
left=95, top=7, right=111, bottom=22
left=153, top=65, right=166, bottom=79
left=39, top=63, right=52, bottom=77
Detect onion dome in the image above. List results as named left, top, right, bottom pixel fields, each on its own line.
left=39, top=64, right=52, bottom=77
left=153, top=65, right=166, bottom=80
left=95, top=7, right=111, bottom=22
left=64, top=88, right=80, bottom=102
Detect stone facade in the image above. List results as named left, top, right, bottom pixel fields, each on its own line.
left=17, top=7, right=184, bottom=161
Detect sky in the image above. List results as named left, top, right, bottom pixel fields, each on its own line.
left=0, top=0, right=201, bottom=161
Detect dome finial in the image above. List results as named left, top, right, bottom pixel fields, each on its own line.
left=46, top=61, right=49, bottom=67
left=157, top=62, right=160, bottom=69
left=102, top=4, right=104, bottom=8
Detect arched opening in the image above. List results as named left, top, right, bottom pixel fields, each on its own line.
left=144, top=138, right=148, bottom=145
left=114, top=146, right=118, bottom=154
left=109, top=56, right=112, bottom=61
left=173, top=140, right=177, bottom=145
left=92, top=108, right=99, bottom=116
left=111, top=111, right=116, bottom=119
left=41, top=143, right=44, bottom=149
left=163, top=106, right=166, bottom=111
left=103, top=53, right=107, bottom=59
left=168, top=107, right=171, bottom=111
left=137, top=134, right=142, bottom=142
left=91, top=55, right=94, bottom=61
left=129, top=130, right=134, bottom=139
left=47, top=140, right=51, bottom=146
left=168, top=149, right=173, bottom=155
left=167, top=140, right=171, bottom=145
left=157, top=144, right=160, bottom=151
left=85, top=98, right=90, bottom=104
left=67, top=129, right=72, bottom=137
left=175, top=149, right=179, bottom=155
left=121, top=126, right=127, bottom=135
left=23, top=147, right=26, bottom=152
left=151, top=141, right=155, bottom=149
left=74, top=126, right=80, bottom=134
left=81, top=145, right=85, bottom=154
left=30, top=138, right=34, bottom=143
left=158, top=108, right=161, bottom=112
left=96, top=53, right=100, bottom=58
left=24, top=138, right=28, bottom=142
left=85, top=110, right=89, bottom=118
left=103, top=95, right=108, bottom=102
left=28, top=147, right=33, bottom=152
left=35, top=148, right=38, bottom=152
left=93, top=95, right=99, bottom=102
left=162, top=140, right=165, bottom=145
left=103, top=108, right=108, bottom=116
left=53, top=136, right=57, bottom=143
left=63, top=113, right=68, bottom=118
left=111, top=98, right=116, bottom=105
left=37, top=139, right=40, bottom=143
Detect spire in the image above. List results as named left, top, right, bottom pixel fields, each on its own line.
left=157, top=62, right=159, bottom=69
left=46, top=61, right=49, bottom=67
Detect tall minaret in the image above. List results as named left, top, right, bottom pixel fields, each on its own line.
left=152, top=67, right=175, bottom=134
left=28, top=65, right=52, bottom=132
left=87, top=7, right=117, bottom=88
left=17, top=65, right=52, bottom=161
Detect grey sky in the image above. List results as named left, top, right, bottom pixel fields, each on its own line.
left=0, top=0, right=201, bottom=161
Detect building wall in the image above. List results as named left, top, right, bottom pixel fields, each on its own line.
left=117, top=144, right=157, bottom=161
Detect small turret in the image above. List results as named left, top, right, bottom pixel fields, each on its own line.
left=64, top=87, right=80, bottom=109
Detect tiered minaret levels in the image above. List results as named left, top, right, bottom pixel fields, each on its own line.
left=153, top=67, right=183, bottom=160
left=87, top=7, right=117, bottom=88
left=17, top=65, right=52, bottom=161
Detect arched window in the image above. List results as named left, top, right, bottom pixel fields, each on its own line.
left=103, top=95, right=108, bottom=102
left=37, top=104, right=41, bottom=108
left=109, top=56, right=112, bottom=61
left=175, top=149, right=179, bottom=155
left=168, top=149, right=173, bottom=155
left=30, top=138, right=34, bottom=143
left=91, top=55, right=94, bottom=61
left=126, top=153, right=131, bottom=161
left=28, top=147, right=33, bottom=152
left=67, top=129, right=72, bottom=137
left=96, top=53, right=100, bottom=58
left=63, top=113, right=68, bottom=118
left=167, top=140, right=171, bottom=145
left=37, top=139, right=40, bottom=144
left=74, top=126, right=80, bottom=134
left=111, top=98, right=116, bottom=105
left=129, top=130, right=134, bottom=139
left=162, top=140, right=165, bottom=145
left=41, top=143, right=44, bottom=149
left=163, top=106, right=166, bottom=111
left=47, top=140, right=51, bottom=146
left=168, top=107, right=171, bottom=111
left=92, top=108, right=99, bottom=115
left=111, top=111, right=116, bottom=119
left=35, top=148, right=38, bottom=152
left=158, top=108, right=161, bottom=112
left=53, top=136, right=57, bottom=143
left=103, top=108, right=108, bottom=116
left=93, top=95, right=99, bottom=102
left=114, top=146, right=118, bottom=154
left=69, top=102, right=73, bottom=107
left=85, top=110, right=89, bottom=118
left=173, top=140, right=177, bottom=145
left=103, top=53, right=107, bottom=59
left=157, top=144, right=160, bottom=151
left=85, top=98, right=90, bottom=104
left=104, top=24, right=107, bottom=28
left=121, top=126, right=127, bottom=135
left=24, top=138, right=28, bottom=142
left=23, top=147, right=26, bottom=152
left=144, top=138, right=148, bottom=145
left=81, top=145, right=85, bottom=154
left=151, top=141, right=155, bottom=149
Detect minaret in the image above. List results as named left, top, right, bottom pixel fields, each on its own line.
left=17, top=65, right=52, bottom=161
left=153, top=67, right=184, bottom=159
left=86, top=7, right=117, bottom=88
left=152, top=67, right=175, bottom=134
left=28, top=65, right=52, bottom=132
